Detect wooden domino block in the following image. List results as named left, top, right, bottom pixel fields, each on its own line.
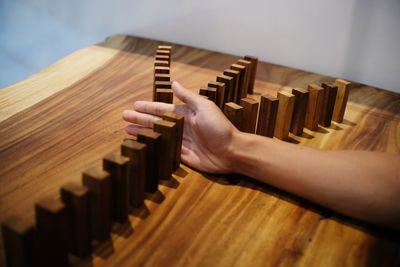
left=156, top=50, right=171, bottom=66
left=2, top=217, right=36, bottom=267
left=154, top=60, right=169, bottom=67
left=121, top=139, right=146, bottom=208
left=82, top=167, right=111, bottom=241
left=154, top=66, right=170, bottom=75
left=224, top=102, right=244, bottom=130
left=155, top=55, right=170, bottom=66
left=240, top=97, right=259, bottom=133
left=256, top=95, right=279, bottom=138
left=154, top=81, right=172, bottom=101
left=103, top=154, right=130, bottom=223
left=237, top=59, right=252, bottom=95
left=305, top=84, right=324, bottom=131
left=332, top=79, right=351, bottom=123
left=154, top=120, right=177, bottom=180
left=290, top=88, right=309, bottom=136
left=244, top=55, right=258, bottom=94
left=156, top=49, right=171, bottom=57
left=319, top=83, right=338, bottom=127
left=154, top=74, right=170, bottom=82
left=206, top=87, right=217, bottom=103
left=35, top=197, right=70, bottom=267
left=208, top=81, right=225, bottom=109
left=163, top=112, right=184, bottom=170
left=223, top=69, right=240, bottom=103
left=217, top=75, right=234, bottom=105
left=199, top=87, right=208, bottom=97
left=155, top=81, right=172, bottom=89
left=60, top=183, right=91, bottom=257
left=156, top=89, right=173, bottom=103
left=231, top=64, right=246, bottom=100
left=137, top=130, right=162, bottom=193
left=200, top=86, right=217, bottom=103
left=158, top=45, right=172, bottom=51
left=274, top=91, right=295, bottom=140
left=153, top=77, right=170, bottom=101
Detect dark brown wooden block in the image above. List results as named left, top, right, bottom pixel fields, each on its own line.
left=35, top=197, right=70, bottom=267
left=1, top=217, right=36, bottom=267
left=224, top=102, right=244, bottom=130
left=237, top=59, right=252, bottom=95
left=319, top=83, right=338, bottom=127
left=290, top=88, right=309, bottom=136
left=163, top=112, right=184, bottom=170
left=60, top=182, right=91, bottom=257
left=156, top=50, right=171, bottom=65
left=206, top=87, right=217, bottom=103
left=231, top=64, right=246, bottom=100
left=121, top=139, right=146, bottom=208
left=156, top=89, right=173, bottom=103
left=103, top=154, right=130, bottom=223
left=240, top=97, right=259, bottom=133
left=208, top=81, right=225, bottom=109
left=199, top=87, right=208, bottom=97
left=333, top=79, right=351, bottom=123
left=137, top=130, right=162, bottom=193
left=154, top=120, right=177, bottom=180
left=154, top=74, right=171, bottom=82
left=200, top=86, right=217, bottom=103
left=256, top=95, right=278, bottom=138
left=155, top=55, right=170, bottom=65
left=305, top=84, right=324, bottom=131
left=154, top=60, right=169, bottom=67
left=155, top=81, right=172, bottom=89
left=154, top=81, right=172, bottom=101
left=244, top=55, right=258, bottom=94
left=154, top=66, right=170, bottom=75
left=217, top=75, right=234, bottom=105
left=158, top=45, right=172, bottom=51
left=156, top=49, right=171, bottom=57
left=275, top=91, right=295, bottom=140
left=223, top=69, right=240, bottom=103
left=82, top=167, right=111, bottom=241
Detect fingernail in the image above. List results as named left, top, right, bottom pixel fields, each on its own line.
left=122, top=110, right=129, bottom=118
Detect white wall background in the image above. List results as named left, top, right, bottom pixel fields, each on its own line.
left=1, top=0, right=399, bottom=92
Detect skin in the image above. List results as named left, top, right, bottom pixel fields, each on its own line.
left=123, top=81, right=400, bottom=230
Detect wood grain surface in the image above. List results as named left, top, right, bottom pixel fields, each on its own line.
left=0, top=34, right=399, bottom=267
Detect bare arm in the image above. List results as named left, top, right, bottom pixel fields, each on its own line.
left=123, top=81, right=400, bottom=229
left=228, top=132, right=400, bottom=229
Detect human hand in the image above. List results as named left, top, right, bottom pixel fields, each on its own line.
left=122, top=81, right=238, bottom=173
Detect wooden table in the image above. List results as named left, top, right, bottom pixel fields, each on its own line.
left=0, top=35, right=399, bottom=267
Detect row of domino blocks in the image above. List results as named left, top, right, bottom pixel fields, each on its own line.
left=199, top=56, right=258, bottom=109
left=221, top=79, right=351, bottom=140
left=1, top=112, right=184, bottom=267
left=153, top=45, right=173, bottom=103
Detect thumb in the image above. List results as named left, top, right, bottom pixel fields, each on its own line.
left=172, top=81, right=202, bottom=109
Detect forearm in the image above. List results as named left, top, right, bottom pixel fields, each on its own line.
left=228, top=131, right=400, bottom=229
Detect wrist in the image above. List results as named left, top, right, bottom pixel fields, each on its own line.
left=226, top=131, right=278, bottom=178
left=226, top=130, right=254, bottom=175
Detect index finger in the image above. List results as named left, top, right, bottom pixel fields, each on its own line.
left=133, top=101, right=174, bottom=116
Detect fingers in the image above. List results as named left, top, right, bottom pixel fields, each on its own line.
left=126, top=124, right=147, bottom=136
left=122, top=110, right=161, bottom=128
left=133, top=101, right=174, bottom=116
left=172, top=81, right=203, bottom=110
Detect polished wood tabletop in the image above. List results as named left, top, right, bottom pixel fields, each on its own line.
left=0, top=35, right=399, bottom=267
